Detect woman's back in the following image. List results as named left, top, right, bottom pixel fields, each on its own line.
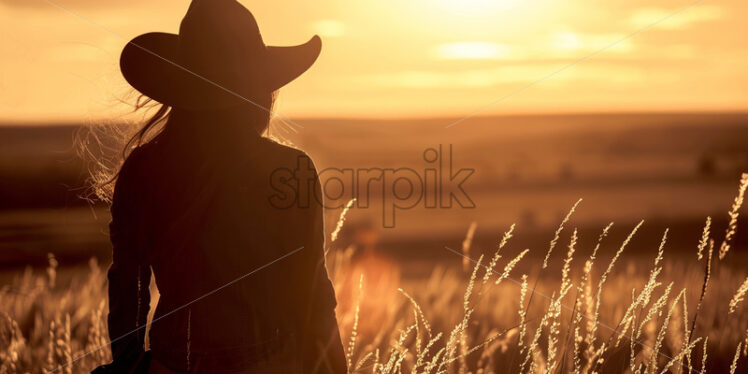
left=108, top=129, right=343, bottom=372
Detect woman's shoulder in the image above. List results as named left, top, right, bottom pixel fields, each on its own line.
left=116, top=142, right=160, bottom=187
left=120, top=143, right=153, bottom=171
left=256, top=136, right=318, bottom=171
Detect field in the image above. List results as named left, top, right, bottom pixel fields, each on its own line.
left=1, top=174, right=746, bottom=373
left=1, top=113, right=747, bottom=373
left=2, top=112, right=748, bottom=266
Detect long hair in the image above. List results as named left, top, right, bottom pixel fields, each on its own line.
left=77, top=92, right=275, bottom=205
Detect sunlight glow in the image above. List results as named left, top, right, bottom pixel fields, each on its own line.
left=435, top=0, right=521, bottom=14
left=629, top=6, right=724, bottom=30
left=435, top=42, right=511, bottom=60
left=312, top=19, right=346, bottom=37
left=550, top=32, right=634, bottom=53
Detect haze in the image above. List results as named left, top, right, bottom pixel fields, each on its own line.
left=1, top=0, right=746, bottom=122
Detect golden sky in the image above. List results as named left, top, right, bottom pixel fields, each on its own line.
left=1, top=0, right=746, bottom=122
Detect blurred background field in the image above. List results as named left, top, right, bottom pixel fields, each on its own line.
left=1, top=112, right=746, bottom=267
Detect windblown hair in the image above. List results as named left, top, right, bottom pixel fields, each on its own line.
left=77, top=91, right=276, bottom=205
left=75, top=96, right=170, bottom=204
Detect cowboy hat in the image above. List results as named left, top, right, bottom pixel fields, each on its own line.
left=120, top=0, right=321, bottom=110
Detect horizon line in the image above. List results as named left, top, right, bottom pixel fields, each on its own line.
left=1, top=109, right=748, bottom=127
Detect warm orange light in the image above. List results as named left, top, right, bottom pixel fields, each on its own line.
left=435, top=42, right=511, bottom=60
left=434, top=0, right=521, bottom=14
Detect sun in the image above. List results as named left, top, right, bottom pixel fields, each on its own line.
left=434, top=0, right=521, bottom=15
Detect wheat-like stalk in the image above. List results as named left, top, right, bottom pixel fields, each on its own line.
left=572, top=298, right=584, bottom=374
left=547, top=284, right=573, bottom=373
left=331, top=198, right=356, bottom=243
left=425, top=346, right=445, bottom=374
left=440, top=328, right=511, bottom=372
left=0, top=314, right=25, bottom=373
left=46, top=311, right=56, bottom=371
left=614, top=229, right=668, bottom=347
left=582, top=223, right=613, bottom=349
left=461, top=221, right=478, bottom=272
left=729, top=342, right=742, bottom=374
left=647, top=289, right=685, bottom=373
left=697, top=217, right=711, bottom=261
left=439, top=309, right=472, bottom=374
left=494, top=249, right=529, bottom=287
left=728, top=277, right=748, bottom=314
left=347, top=274, right=364, bottom=369
left=590, top=221, right=643, bottom=351
left=84, top=300, right=111, bottom=365
left=353, top=351, right=374, bottom=372
left=549, top=230, right=579, bottom=371
left=659, top=337, right=702, bottom=374
left=700, top=336, right=709, bottom=374
left=521, top=305, right=550, bottom=374
left=482, top=224, right=515, bottom=286
left=719, top=173, right=748, bottom=260
left=371, top=348, right=380, bottom=374
left=630, top=313, right=640, bottom=373
left=399, top=288, right=432, bottom=338
left=456, top=255, right=483, bottom=373
left=574, top=224, right=611, bottom=374
left=543, top=198, right=582, bottom=268
left=413, top=332, right=443, bottom=373
left=518, top=274, right=529, bottom=350
left=383, top=324, right=416, bottom=373
left=637, top=282, right=674, bottom=340
left=45, top=313, right=73, bottom=374
left=689, top=234, right=714, bottom=344
left=679, top=293, right=692, bottom=374
left=560, top=228, right=578, bottom=293
left=464, top=255, right=483, bottom=310
left=47, top=253, right=58, bottom=289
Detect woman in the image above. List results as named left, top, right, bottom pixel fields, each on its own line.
left=93, top=0, right=346, bottom=373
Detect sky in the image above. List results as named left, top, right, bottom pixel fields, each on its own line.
left=0, top=0, right=747, bottom=122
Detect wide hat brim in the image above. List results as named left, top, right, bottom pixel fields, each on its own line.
left=120, top=32, right=321, bottom=110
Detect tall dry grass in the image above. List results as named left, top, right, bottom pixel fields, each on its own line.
left=0, top=174, right=747, bottom=373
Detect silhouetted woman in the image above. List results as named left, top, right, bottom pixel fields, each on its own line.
left=93, top=1, right=346, bottom=373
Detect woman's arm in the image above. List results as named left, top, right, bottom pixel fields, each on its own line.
left=299, top=155, right=347, bottom=374
left=107, top=149, right=152, bottom=364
